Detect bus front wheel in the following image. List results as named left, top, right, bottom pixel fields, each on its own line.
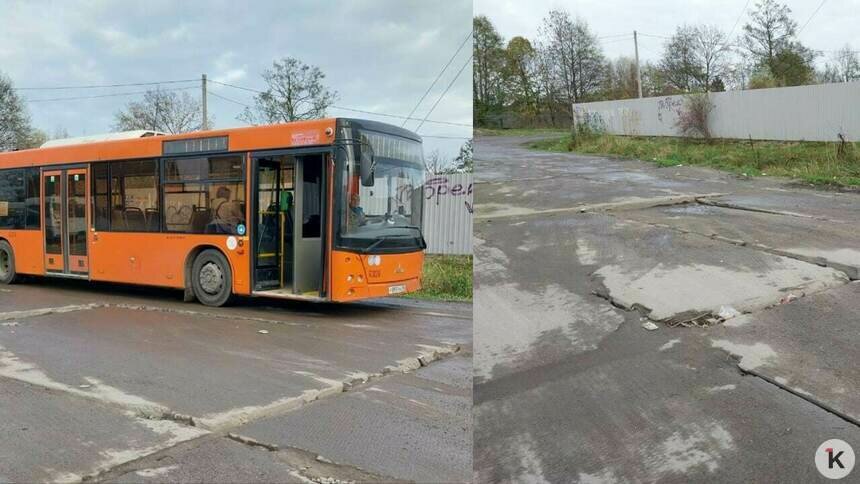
left=0, top=240, right=18, bottom=285
left=191, top=249, right=233, bottom=307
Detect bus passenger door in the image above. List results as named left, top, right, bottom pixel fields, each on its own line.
left=253, top=155, right=295, bottom=292
left=294, top=154, right=324, bottom=295
left=42, top=168, right=89, bottom=277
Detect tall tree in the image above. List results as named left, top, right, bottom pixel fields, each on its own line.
left=504, top=36, right=537, bottom=114
left=539, top=9, right=605, bottom=117
left=0, top=73, right=33, bottom=151
left=821, top=45, right=860, bottom=83
left=114, top=89, right=210, bottom=134
left=741, top=0, right=815, bottom=86
left=659, top=25, right=700, bottom=92
left=240, top=57, right=338, bottom=125
left=473, top=15, right=506, bottom=123
left=659, top=25, right=729, bottom=92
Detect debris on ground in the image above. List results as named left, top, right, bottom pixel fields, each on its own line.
left=257, top=329, right=270, bottom=334
left=718, top=306, right=741, bottom=320
left=1, top=321, right=19, bottom=327
left=779, top=293, right=801, bottom=304
left=641, top=321, right=659, bottom=331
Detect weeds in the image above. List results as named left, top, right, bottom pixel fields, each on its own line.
left=528, top=134, right=860, bottom=188
left=405, top=255, right=473, bottom=302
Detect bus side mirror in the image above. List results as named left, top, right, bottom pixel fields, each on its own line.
left=360, top=150, right=375, bottom=187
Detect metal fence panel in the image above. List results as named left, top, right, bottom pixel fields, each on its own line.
left=574, top=81, right=860, bottom=142
left=422, top=173, right=473, bottom=255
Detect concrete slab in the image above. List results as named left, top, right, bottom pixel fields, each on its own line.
left=475, top=321, right=860, bottom=483
left=241, top=354, right=473, bottom=483
left=623, top=203, right=860, bottom=279
left=0, top=301, right=464, bottom=422
left=108, top=437, right=304, bottom=484
left=708, top=281, right=860, bottom=424
left=0, top=378, right=207, bottom=483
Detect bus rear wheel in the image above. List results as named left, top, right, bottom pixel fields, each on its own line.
left=191, top=249, right=233, bottom=307
left=0, top=241, right=18, bottom=285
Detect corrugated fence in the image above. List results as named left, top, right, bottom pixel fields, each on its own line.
left=422, top=173, right=473, bottom=255
left=573, top=81, right=860, bottom=142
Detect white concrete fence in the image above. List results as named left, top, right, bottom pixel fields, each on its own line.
left=422, top=173, right=473, bottom=255
left=573, top=80, right=860, bottom=142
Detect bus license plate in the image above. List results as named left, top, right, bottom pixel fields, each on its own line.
left=388, top=284, right=406, bottom=295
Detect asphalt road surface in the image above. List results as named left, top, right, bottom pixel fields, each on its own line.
left=474, top=134, right=860, bottom=483
left=0, top=280, right=472, bottom=483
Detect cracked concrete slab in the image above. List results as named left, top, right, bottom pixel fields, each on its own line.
left=241, top=353, right=473, bottom=483
left=475, top=320, right=860, bottom=483
left=473, top=134, right=860, bottom=482
left=106, top=437, right=307, bottom=484
left=622, top=203, right=860, bottom=279
left=0, top=378, right=207, bottom=483
left=707, top=281, right=860, bottom=425
left=0, top=295, right=467, bottom=420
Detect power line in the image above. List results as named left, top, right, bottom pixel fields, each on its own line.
left=23, top=86, right=196, bottom=103
left=208, top=90, right=251, bottom=107
left=726, top=0, right=751, bottom=40
left=329, top=105, right=471, bottom=127
left=13, top=79, right=198, bottom=91
left=798, top=0, right=828, bottom=35
left=402, top=30, right=472, bottom=128
left=208, top=79, right=262, bottom=93
left=209, top=79, right=472, bottom=128
left=415, top=54, right=472, bottom=133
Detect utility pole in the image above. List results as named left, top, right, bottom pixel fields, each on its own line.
left=634, top=30, right=643, bottom=98
left=201, top=74, right=208, bottom=130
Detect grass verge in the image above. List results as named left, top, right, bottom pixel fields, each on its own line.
left=527, top=133, right=860, bottom=188
left=405, top=255, right=473, bottom=302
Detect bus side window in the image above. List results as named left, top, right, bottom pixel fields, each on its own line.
left=0, top=169, right=26, bottom=230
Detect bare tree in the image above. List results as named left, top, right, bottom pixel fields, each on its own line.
left=821, top=45, right=860, bottom=83
left=538, top=9, right=606, bottom=118
left=692, top=25, right=730, bottom=90
left=114, top=89, right=210, bottom=134
left=0, top=73, right=33, bottom=151
left=239, top=57, right=337, bottom=125
left=660, top=25, right=729, bottom=93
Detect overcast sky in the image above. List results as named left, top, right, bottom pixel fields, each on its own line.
left=1, top=0, right=472, bottom=162
left=475, top=0, right=860, bottom=69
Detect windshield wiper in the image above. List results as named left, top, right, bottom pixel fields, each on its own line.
left=362, top=234, right=424, bottom=253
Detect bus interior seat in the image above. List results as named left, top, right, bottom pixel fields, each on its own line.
left=124, top=208, right=146, bottom=231
left=144, top=208, right=160, bottom=232
left=190, top=207, right=212, bottom=233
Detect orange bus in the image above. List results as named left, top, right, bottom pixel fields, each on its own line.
left=0, top=118, right=427, bottom=306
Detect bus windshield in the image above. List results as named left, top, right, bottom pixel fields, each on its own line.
left=340, top=130, right=425, bottom=252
